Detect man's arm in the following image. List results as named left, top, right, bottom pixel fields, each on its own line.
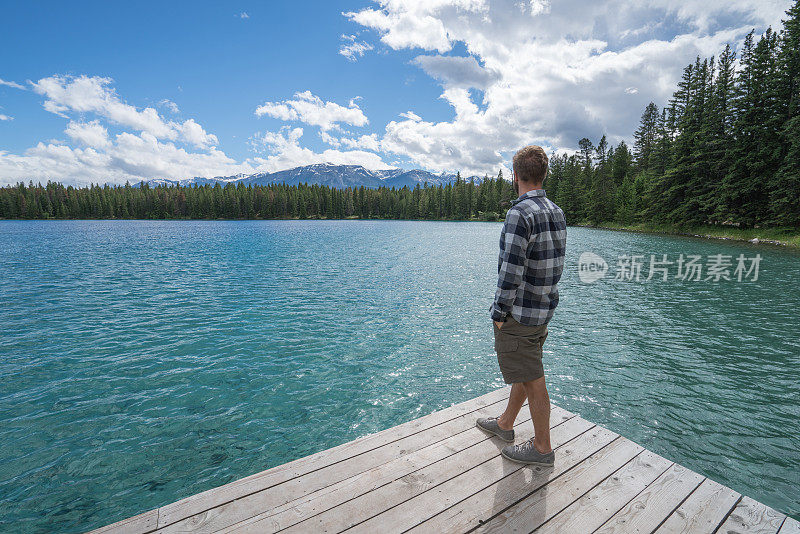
left=491, top=208, right=530, bottom=323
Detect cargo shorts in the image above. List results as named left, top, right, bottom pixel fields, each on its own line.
left=493, top=316, right=549, bottom=384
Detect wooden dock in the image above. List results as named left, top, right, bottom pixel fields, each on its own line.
left=91, top=386, right=798, bottom=533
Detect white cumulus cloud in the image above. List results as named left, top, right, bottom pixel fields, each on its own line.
left=0, top=133, right=248, bottom=187
left=250, top=126, right=391, bottom=172
left=32, top=75, right=217, bottom=147
left=179, top=119, right=219, bottom=149
left=255, top=90, right=369, bottom=131
left=65, top=120, right=110, bottom=148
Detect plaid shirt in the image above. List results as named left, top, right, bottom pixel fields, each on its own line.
left=490, top=189, right=567, bottom=326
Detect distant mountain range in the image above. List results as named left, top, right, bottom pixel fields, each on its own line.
left=137, top=163, right=484, bottom=189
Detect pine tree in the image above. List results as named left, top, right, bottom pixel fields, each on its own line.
left=633, top=102, right=659, bottom=171
left=705, top=44, right=737, bottom=221
left=611, top=141, right=632, bottom=187
left=657, top=62, right=697, bottom=224
left=589, top=135, right=614, bottom=223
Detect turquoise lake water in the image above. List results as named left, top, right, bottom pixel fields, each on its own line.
left=0, top=219, right=798, bottom=532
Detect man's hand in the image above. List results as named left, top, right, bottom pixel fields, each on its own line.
left=494, top=320, right=505, bottom=330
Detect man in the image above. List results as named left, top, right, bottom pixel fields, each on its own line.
left=476, top=145, right=567, bottom=466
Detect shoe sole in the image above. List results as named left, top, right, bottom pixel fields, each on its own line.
left=475, top=421, right=515, bottom=443
left=500, top=448, right=555, bottom=466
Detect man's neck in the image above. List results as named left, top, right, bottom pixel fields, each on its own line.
left=516, top=181, right=543, bottom=197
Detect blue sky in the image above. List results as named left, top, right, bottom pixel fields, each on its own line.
left=0, top=0, right=790, bottom=186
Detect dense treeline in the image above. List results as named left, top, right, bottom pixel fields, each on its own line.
left=2, top=2, right=799, bottom=227
left=0, top=175, right=516, bottom=221
left=548, top=1, right=800, bottom=228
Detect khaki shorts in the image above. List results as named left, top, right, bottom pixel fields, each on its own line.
left=493, top=316, right=549, bottom=384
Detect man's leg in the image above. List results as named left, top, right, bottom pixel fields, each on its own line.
left=496, top=382, right=526, bottom=431
left=522, top=376, right=552, bottom=453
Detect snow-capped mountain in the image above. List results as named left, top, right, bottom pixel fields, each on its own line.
left=243, top=164, right=385, bottom=188
left=136, top=163, right=483, bottom=189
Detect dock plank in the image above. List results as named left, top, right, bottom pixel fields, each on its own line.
left=470, top=437, right=643, bottom=533
left=654, top=478, right=740, bottom=534
left=535, top=449, right=673, bottom=533
left=267, top=412, right=588, bottom=534
left=715, top=496, right=786, bottom=534
left=343, top=418, right=605, bottom=534
left=594, top=463, right=705, bottom=534
left=153, top=386, right=514, bottom=530
left=88, top=510, right=158, bottom=534
left=779, top=517, right=800, bottom=534
left=216, top=406, right=570, bottom=533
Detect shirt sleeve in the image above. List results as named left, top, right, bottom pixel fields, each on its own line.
left=490, top=208, right=530, bottom=321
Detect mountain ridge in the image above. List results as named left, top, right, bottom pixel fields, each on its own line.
left=137, top=163, right=485, bottom=189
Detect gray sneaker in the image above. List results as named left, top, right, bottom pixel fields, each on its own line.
left=501, top=437, right=555, bottom=466
left=475, top=416, right=515, bottom=443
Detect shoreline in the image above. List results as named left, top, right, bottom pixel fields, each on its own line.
left=574, top=222, right=800, bottom=248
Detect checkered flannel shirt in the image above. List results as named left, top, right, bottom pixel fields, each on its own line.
left=490, top=189, right=567, bottom=326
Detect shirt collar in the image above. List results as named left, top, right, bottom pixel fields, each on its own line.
left=511, top=188, right=546, bottom=205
